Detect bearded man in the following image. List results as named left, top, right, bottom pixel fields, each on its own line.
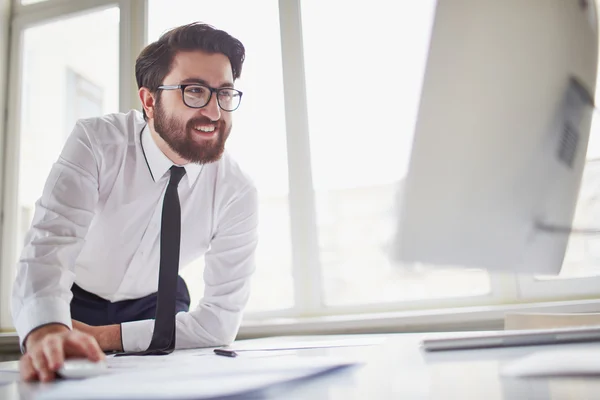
left=13, top=22, right=257, bottom=382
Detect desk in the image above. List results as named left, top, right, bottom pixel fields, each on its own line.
left=1, top=332, right=599, bottom=399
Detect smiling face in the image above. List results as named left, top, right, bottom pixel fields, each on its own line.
left=140, top=50, right=235, bottom=165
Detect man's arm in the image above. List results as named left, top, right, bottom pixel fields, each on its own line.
left=120, top=184, right=259, bottom=352
left=13, top=120, right=101, bottom=380
left=72, top=320, right=123, bottom=352
left=12, top=120, right=100, bottom=344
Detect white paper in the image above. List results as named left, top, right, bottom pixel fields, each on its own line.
left=106, top=347, right=215, bottom=371
left=36, top=355, right=359, bottom=399
left=230, top=335, right=387, bottom=351
left=501, top=348, right=600, bottom=377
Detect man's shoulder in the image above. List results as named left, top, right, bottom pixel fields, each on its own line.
left=75, top=110, right=145, bottom=145
left=213, top=151, right=256, bottom=191
left=208, top=152, right=258, bottom=214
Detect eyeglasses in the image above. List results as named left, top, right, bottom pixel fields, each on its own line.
left=157, top=84, right=243, bottom=112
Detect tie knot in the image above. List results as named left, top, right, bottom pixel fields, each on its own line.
left=169, top=166, right=186, bottom=186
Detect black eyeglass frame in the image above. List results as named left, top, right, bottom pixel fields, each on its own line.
left=156, top=84, right=243, bottom=112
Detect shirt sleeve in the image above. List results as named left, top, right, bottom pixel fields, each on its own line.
left=120, top=184, right=259, bottom=352
left=11, top=120, right=100, bottom=348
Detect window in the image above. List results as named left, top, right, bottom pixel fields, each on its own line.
left=16, top=7, right=119, bottom=255
left=148, top=0, right=294, bottom=313
left=301, top=0, right=491, bottom=308
left=0, top=4, right=121, bottom=327
left=65, top=68, right=105, bottom=141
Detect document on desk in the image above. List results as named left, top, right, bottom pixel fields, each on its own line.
left=501, top=348, right=600, bottom=377
left=105, top=347, right=216, bottom=370
left=37, top=355, right=358, bottom=399
left=229, top=335, right=387, bottom=352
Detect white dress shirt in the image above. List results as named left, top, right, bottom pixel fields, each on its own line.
left=11, top=110, right=258, bottom=352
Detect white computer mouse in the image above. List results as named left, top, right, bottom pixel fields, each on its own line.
left=57, top=359, right=110, bottom=379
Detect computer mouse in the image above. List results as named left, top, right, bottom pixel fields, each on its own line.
left=57, top=359, right=110, bottom=379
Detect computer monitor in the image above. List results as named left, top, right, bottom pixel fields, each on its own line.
left=392, top=0, right=598, bottom=274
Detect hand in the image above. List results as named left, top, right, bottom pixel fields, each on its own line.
left=20, top=324, right=104, bottom=382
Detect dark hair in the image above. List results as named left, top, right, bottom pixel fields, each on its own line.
left=135, top=22, right=245, bottom=120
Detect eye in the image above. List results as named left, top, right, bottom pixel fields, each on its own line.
left=187, top=86, right=207, bottom=95
left=219, top=89, right=238, bottom=98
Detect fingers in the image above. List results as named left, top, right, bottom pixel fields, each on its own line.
left=19, top=354, right=36, bottom=382
left=29, top=345, right=55, bottom=382
left=65, top=331, right=105, bottom=361
left=42, top=335, right=65, bottom=370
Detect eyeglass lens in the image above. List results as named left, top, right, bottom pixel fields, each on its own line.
left=183, top=85, right=241, bottom=111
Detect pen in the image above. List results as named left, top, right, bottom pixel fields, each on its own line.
left=214, top=348, right=238, bottom=358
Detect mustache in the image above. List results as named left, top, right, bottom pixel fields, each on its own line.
left=186, top=117, right=221, bottom=130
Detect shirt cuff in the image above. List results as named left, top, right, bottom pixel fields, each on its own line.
left=121, top=319, right=153, bottom=352
left=14, top=297, right=72, bottom=349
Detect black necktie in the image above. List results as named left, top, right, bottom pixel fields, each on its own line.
left=119, top=166, right=186, bottom=356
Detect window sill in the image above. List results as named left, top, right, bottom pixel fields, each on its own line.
left=0, top=333, right=20, bottom=355
left=237, top=298, right=600, bottom=339
left=2, top=299, right=600, bottom=352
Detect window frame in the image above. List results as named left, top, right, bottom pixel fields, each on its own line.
left=0, top=0, right=12, bottom=330
left=277, top=0, right=323, bottom=316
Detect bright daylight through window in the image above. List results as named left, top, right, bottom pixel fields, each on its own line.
left=301, top=0, right=491, bottom=307
left=17, top=6, right=120, bottom=264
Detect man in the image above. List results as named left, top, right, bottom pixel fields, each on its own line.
left=12, top=22, right=258, bottom=382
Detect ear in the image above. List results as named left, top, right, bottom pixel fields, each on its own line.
left=139, top=87, right=156, bottom=119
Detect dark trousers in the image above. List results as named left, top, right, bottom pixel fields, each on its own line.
left=70, top=276, right=191, bottom=326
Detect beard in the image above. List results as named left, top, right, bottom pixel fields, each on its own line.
left=153, top=99, right=230, bottom=164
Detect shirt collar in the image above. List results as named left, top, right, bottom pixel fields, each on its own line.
left=140, top=125, right=203, bottom=187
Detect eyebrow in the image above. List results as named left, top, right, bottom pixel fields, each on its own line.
left=180, top=78, right=235, bottom=88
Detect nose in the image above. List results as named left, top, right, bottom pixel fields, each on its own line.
left=201, top=92, right=221, bottom=121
